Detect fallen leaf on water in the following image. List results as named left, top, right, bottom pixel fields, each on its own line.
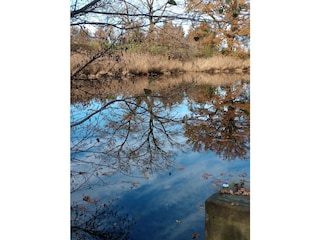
left=201, top=173, right=212, bottom=179
left=175, top=163, right=185, bottom=171
left=192, top=232, right=200, bottom=239
left=102, top=171, right=114, bottom=176
left=81, top=206, right=86, bottom=213
left=83, top=195, right=96, bottom=203
left=121, top=181, right=140, bottom=189
left=83, top=195, right=93, bottom=203
left=238, top=173, right=247, bottom=178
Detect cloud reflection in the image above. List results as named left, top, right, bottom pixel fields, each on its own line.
left=106, top=150, right=249, bottom=240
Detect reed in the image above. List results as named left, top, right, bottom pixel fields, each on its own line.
left=71, top=51, right=250, bottom=79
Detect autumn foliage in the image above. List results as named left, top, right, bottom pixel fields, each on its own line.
left=186, top=0, right=250, bottom=58
left=70, top=0, right=250, bottom=79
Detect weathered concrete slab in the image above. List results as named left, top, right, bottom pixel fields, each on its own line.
left=205, top=192, right=250, bottom=240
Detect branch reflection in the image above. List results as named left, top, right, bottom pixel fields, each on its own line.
left=71, top=199, right=135, bottom=240
left=184, top=80, right=250, bottom=160
left=70, top=77, right=250, bottom=191
left=71, top=91, right=186, bottom=193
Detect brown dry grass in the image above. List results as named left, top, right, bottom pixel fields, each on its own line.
left=183, top=56, right=250, bottom=73
left=71, top=51, right=250, bottom=79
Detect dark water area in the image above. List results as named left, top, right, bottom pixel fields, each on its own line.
left=70, top=75, right=250, bottom=240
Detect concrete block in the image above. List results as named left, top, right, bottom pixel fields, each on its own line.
left=205, top=192, right=250, bottom=240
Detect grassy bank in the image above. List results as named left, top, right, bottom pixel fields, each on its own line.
left=71, top=51, right=250, bottom=80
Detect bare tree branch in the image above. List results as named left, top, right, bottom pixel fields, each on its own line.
left=71, top=0, right=102, bottom=18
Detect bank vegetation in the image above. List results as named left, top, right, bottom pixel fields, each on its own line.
left=71, top=50, right=249, bottom=80
left=70, top=0, right=250, bottom=80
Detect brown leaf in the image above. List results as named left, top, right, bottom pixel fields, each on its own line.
left=201, top=173, right=212, bottom=179
left=83, top=195, right=94, bottom=203
left=102, top=171, right=115, bottom=176
left=192, top=232, right=200, bottom=239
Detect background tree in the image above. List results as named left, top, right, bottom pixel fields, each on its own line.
left=70, top=0, right=250, bottom=79
left=94, top=26, right=107, bottom=40
left=151, top=21, right=189, bottom=59
left=187, top=21, right=220, bottom=57
left=186, top=0, right=250, bottom=57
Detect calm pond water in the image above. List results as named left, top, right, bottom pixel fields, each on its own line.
left=70, top=74, right=250, bottom=240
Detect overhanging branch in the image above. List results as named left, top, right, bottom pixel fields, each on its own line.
left=71, top=0, right=102, bottom=18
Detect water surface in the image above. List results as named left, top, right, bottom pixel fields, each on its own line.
left=70, top=75, right=250, bottom=240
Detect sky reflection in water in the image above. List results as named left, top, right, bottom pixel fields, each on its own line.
left=119, top=151, right=249, bottom=240
left=71, top=80, right=250, bottom=240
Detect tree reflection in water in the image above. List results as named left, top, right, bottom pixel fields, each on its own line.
left=70, top=76, right=250, bottom=239
left=71, top=94, right=185, bottom=193
left=184, top=80, right=250, bottom=160
left=71, top=199, right=135, bottom=240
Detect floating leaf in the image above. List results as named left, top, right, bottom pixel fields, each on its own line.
left=238, top=173, right=247, bottom=178
left=102, top=171, right=115, bottom=176
left=122, top=181, right=140, bottom=189
left=202, top=173, right=213, bottom=179
left=83, top=195, right=95, bottom=203
left=81, top=206, right=86, bottom=213
left=192, top=232, right=200, bottom=239
left=142, top=170, right=149, bottom=179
